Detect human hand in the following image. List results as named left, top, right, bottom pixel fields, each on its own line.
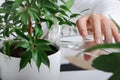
left=76, top=13, right=120, bottom=44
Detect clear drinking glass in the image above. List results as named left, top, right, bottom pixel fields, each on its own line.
left=48, top=24, right=119, bottom=56
left=59, top=25, right=84, bottom=49
left=48, top=24, right=85, bottom=50
left=58, top=25, right=117, bottom=56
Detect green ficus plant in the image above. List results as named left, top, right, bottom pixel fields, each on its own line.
left=0, top=0, right=79, bottom=71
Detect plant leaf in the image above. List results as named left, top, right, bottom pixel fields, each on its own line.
left=15, top=29, right=29, bottom=40
left=36, top=42, right=52, bottom=52
left=111, top=17, right=120, bottom=30
left=84, top=43, right=120, bottom=52
left=80, top=8, right=90, bottom=13
left=15, top=0, right=24, bottom=5
left=3, top=24, right=9, bottom=37
left=28, top=7, right=40, bottom=20
left=41, top=51, right=50, bottom=67
left=2, top=1, right=14, bottom=9
left=14, top=41, right=29, bottom=49
left=35, top=39, right=50, bottom=44
left=34, top=25, right=43, bottom=37
left=92, top=53, right=120, bottom=72
left=0, top=7, right=7, bottom=13
left=70, top=13, right=80, bottom=18
left=20, top=12, right=28, bottom=25
left=32, top=49, right=41, bottom=70
left=46, top=20, right=54, bottom=29
left=2, top=41, right=11, bottom=56
left=108, top=72, right=120, bottom=80
left=60, top=5, right=70, bottom=12
left=66, top=0, right=75, bottom=9
left=20, top=50, right=32, bottom=70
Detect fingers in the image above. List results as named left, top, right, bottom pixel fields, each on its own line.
left=77, top=13, right=120, bottom=43
left=101, top=15, right=120, bottom=43
left=76, top=16, right=89, bottom=37
left=110, top=21, right=120, bottom=42
left=101, top=16, right=113, bottom=43
left=89, top=13, right=102, bottom=44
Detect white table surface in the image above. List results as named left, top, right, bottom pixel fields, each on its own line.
left=60, top=70, right=112, bottom=80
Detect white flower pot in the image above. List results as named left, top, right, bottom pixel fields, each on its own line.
left=0, top=49, right=61, bottom=80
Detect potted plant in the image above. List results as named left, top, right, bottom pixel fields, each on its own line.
left=0, top=0, right=78, bottom=80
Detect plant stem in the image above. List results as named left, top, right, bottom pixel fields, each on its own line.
left=28, top=17, right=32, bottom=36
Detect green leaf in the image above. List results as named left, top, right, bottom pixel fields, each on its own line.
left=32, top=49, right=41, bottom=70
left=29, top=8, right=39, bottom=13
left=40, top=51, right=50, bottom=67
left=59, top=10, right=69, bottom=17
left=57, top=17, right=65, bottom=23
left=2, top=41, right=11, bottom=56
left=35, top=39, right=52, bottom=52
left=15, top=41, right=29, bottom=49
left=20, top=12, right=28, bottom=25
left=70, top=13, right=80, bottom=18
left=50, top=0, right=58, bottom=3
left=60, top=0, right=66, bottom=4
left=92, top=53, right=120, bottom=72
left=4, top=13, right=9, bottom=22
left=39, top=18, right=48, bottom=22
left=111, top=17, right=120, bottom=30
left=46, top=20, right=54, bottom=29
left=14, top=0, right=24, bottom=5
left=34, top=25, right=43, bottom=37
left=0, top=16, right=2, bottom=22
left=84, top=43, right=120, bottom=52
left=80, top=8, right=90, bottom=13
left=2, top=1, right=14, bottom=9
left=41, top=45, right=52, bottom=51
left=15, top=29, right=29, bottom=40
left=60, top=5, right=70, bottom=12
left=43, top=2, right=58, bottom=14
left=3, top=24, right=9, bottom=37
left=21, top=25, right=28, bottom=32
left=66, top=0, right=75, bottom=9
left=20, top=50, right=32, bottom=70
left=28, top=7, right=40, bottom=20
left=65, top=20, right=76, bottom=26
left=0, top=7, right=7, bottom=13
left=108, top=72, right=120, bottom=80
left=35, top=39, right=50, bottom=44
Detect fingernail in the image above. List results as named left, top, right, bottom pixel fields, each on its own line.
left=83, top=54, right=91, bottom=61
left=108, top=40, right=112, bottom=43
left=95, top=39, right=101, bottom=44
left=118, top=38, right=120, bottom=42
left=82, top=31, right=87, bottom=37
left=106, top=40, right=112, bottom=43
left=118, top=37, right=120, bottom=42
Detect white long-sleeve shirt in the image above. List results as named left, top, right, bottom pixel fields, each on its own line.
left=72, top=0, right=120, bottom=25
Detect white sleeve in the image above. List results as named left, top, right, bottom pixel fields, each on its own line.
left=72, top=0, right=120, bottom=25
left=92, top=0, right=120, bottom=25
left=0, top=0, right=4, bottom=6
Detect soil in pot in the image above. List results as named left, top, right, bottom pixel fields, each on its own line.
left=0, top=43, right=59, bottom=58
